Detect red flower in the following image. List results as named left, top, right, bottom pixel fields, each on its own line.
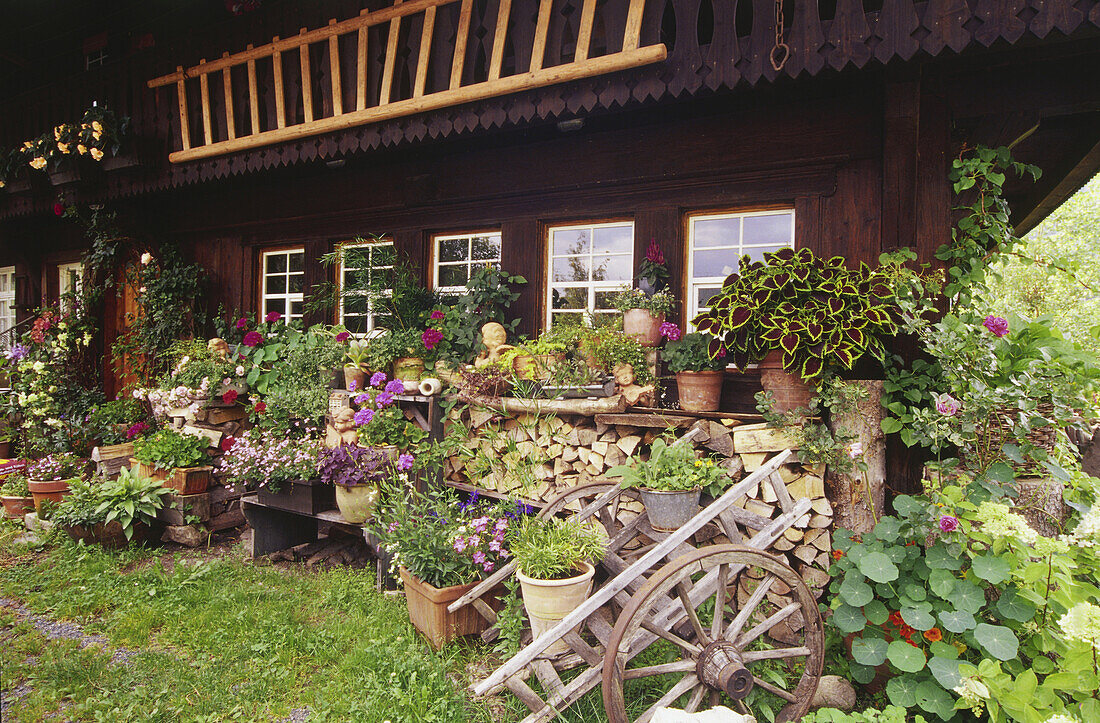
left=422, top=328, right=443, bottom=351
left=430, top=310, right=445, bottom=320
left=253, top=401, right=267, bottom=414
left=907, top=639, right=920, bottom=648
left=887, top=610, right=904, bottom=626
left=831, top=549, right=844, bottom=560
left=236, top=317, right=248, bottom=330
left=222, top=389, right=239, bottom=404
left=53, top=202, right=65, bottom=216
left=924, top=627, right=943, bottom=642
left=265, top=311, right=281, bottom=323
left=897, top=624, right=915, bottom=639
left=242, top=331, right=263, bottom=347
left=335, top=331, right=351, bottom=342
left=220, top=436, right=236, bottom=452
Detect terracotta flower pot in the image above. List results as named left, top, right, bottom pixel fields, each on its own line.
left=393, top=357, right=425, bottom=382
left=27, top=478, right=75, bottom=513
left=335, top=483, right=379, bottom=524
left=638, top=488, right=701, bottom=532
left=343, top=365, right=366, bottom=391
left=517, top=561, right=595, bottom=656
left=1, top=495, right=34, bottom=519
left=675, top=370, right=724, bottom=412
left=758, top=351, right=814, bottom=414
left=399, top=567, right=498, bottom=650
left=623, top=309, right=665, bottom=347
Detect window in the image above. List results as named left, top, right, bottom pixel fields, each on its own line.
left=0, top=267, right=15, bottom=350
left=337, top=239, right=395, bottom=335
left=260, top=249, right=305, bottom=323
left=686, top=209, right=795, bottom=325
left=58, top=261, right=83, bottom=315
left=432, top=232, right=502, bottom=294
left=547, top=221, right=634, bottom=327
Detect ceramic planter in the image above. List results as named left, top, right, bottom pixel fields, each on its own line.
left=1, top=495, right=34, bottom=519
left=393, top=356, right=425, bottom=382
left=638, top=488, right=701, bottom=532
left=675, top=370, right=724, bottom=412
left=27, top=478, right=75, bottom=512
left=516, top=561, right=595, bottom=656
left=63, top=520, right=151, bottom=550
left=399, top=567, right=497, bottom=650
left=131, top=460, right=211, bottom=495
left=623, top=309, right=664, bottom=347
left=257, top=478, right=335, bottom=515
left=343, top=365, right=366, bottom=391
left=335, top=483, right=379, bottom=523
left=758, top=350, right=813, bottom=413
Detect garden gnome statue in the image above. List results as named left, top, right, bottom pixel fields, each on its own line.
left=207, top=337, right=230, bottom=360
left=474, top=322, right=516, bottom=368
left=613, top=362, right=655, bottom=406
left=325, top=407, right=360, bottom=448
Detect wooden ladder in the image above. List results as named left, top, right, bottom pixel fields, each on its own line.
left=148, top=0, right=666, bottom=163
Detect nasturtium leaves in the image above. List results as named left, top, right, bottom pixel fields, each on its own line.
left=858, top=552, right=900, bottom=583
left=886, top=676, right=919, bottom=707
left=901, top=607, right=936, bottom=631
left=953, top=581, right=986, bottom=613
left=983, top=461, right=1016, bottom=485
left=839, top=577, right=874, bottom=607
left=848, top=661, right=877, bottom=685
left=1031, top=655, right=1055, bottom=675
left=832, top=604, right=867, bottom=633
left=928, top=569, right=956, bottom=599
left=928, top=656, right=963, bottom=690
left=930, top=641, right=958, bottom=660
left=887, top=640, right=927, bottom=672
left=902, top=583, right=927, bottom=602
left=873, top=517, right=904, bottom=541
left=916, top=679, right=958, bottom=720
left=973, top=555, right=1012, bottom=585
left=852, top=637, right=889, bottom=667
left=926, top=543, right=963, bottom=571
left=996, top=588, right=1037, bottom=622
left=863, top=599, right=889, bottom=625
left=938, top=609, right=977, bottom=633
left=975, top=623, right=1019, bottom=661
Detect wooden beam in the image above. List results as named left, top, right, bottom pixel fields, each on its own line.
left=356, top=17, right=369, bottom=110
left=530, top=0, right=554, bottom=72
left=623, top=0, right=645, bottom=51
left=380, top=1, right=403, bottom=105
left=414, top=5, right=437, bottom=98
left=221, top=53, right=236, bottom=140
left=168, top=44, right=667, bottom=162
left=328, top=19, right=343, bottom=115
left=246, top=48, right=260, bottom=134
left=272, top=38, right=286, bottom=129
left=574, top=0, right=597, bottom=61
left=299, top=29, right=314, bottom=123
left=488, top=0, right=512, bottom=80
left=450, top=0, right=473, bottom=89
left=198, top=65, right=213, bottom=145
left=175, top=67, right=190, bottom=151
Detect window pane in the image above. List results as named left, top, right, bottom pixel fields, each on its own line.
left=593, top=225, right=633, bottom=254
left=553, top=228, right=590, bottom=256
left=744, top=213, right=792, bottom=245
left=438, top=265, right=467, bottom=288
left=266, top=275, right=287, bottom=294
left=288, top=274, right=304, bottom=294
left=471, top=235, right=500, bottom=260
left=439, top=238, right=467, bottom=262
left=593, top=290, right=620, bottom=310
left=345, top=315, right=371, bottom=334
left=697, top=286, right=721, bottom=308
left=265, top=253, right=287, bottom=274
left=371, top=244, right=396, bottom=267
left=343, top=295, right=369, bottom=315
left=592, top=254, right=632, bottom=281
left=288, top=252, right=304, bottom=272
left=290, top=300, right=303, bottom=317
left=552, top=287, right=587, bottom=310
left=742, top=245, right=787, bottom=265
left=554, top=257, right=589, bottom=283
left=694, top=217, right=740, bottom=248
left=693, top=248, right=740, bottom=279
left=265, top=298, right=286, bottom=315
left=550, top=312, right=584, bottom=327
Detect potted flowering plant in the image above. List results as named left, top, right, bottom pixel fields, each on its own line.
left=638, top=238, right=670, bottom=295
left=611, top=288, right=676, bottom=347
left=343, top=339, right=371, bottom=390
left=27, top=452, right=85, bottom=512
left=607, top=435, right=727, bottom=531
left=221, top=428, right=328, bottom=514
left=317, top=444, right=397, bottom=523
left=352, top=374, right=428, bottom=451
left=509, top=516, right=607, bottom=655
left=661, top=329, right=727, bottom=412
left=0, top=473, right=35, bottom=519
left=130, top=428, right=212, bottom=494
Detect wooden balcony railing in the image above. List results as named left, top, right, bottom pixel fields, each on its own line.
left=148, top=0, right=666, bottom=163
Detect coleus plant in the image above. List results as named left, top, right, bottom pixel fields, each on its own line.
left=692, top=248, right=901, bottom=379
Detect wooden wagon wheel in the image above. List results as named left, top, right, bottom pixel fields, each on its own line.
left=601, top=545, right=823, bottom=723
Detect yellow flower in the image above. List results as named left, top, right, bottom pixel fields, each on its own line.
left=57, top=142, right=70, bottom=154
left=81, top=123, right=90, bottom=130
left=92, top=130, right=102, bottom=141
left=90, top=148, right=104, bottom=161
left=694, top=460, right=702, bottom=467
left=23, top=140, right=33, bottom=149
left=29, top=157, right=46, bottom=169
left=77, top=144, right=87, bottom=155
left=92, top=120, right=103, bottom=133
left=0, top=180, right=5, bottom=188
left=54, top=126, right=62, bottom=140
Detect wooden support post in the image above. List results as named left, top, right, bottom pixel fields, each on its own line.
left=450, top=0, right=472, bottom=89
left=221, top=53, right=236, bottom=140
left=241, top=498, right=319, bottom=557
left=488, top=0, right=512, bottom=80
left=329, top=19, right=343, bottom=115
left=272, top=37, right=286, bottom=129
left=414, top=5, right=436, bottom=97
left=530, top=0, right=554, bottom=72
left=175, top=66, right=191, bottom=151
left=623, top=0, right=645, bottom=50
left=356, top=12, right=369, bottom=110
left=827, top=380, right=885, bottom=534
left=198, top=61, right=213, bottom=145
left=380, top=0, right=403, bottom=105
left=246, top=47, right=260, bottom=134
left=575, top=0, right=597, bottom=61
left=299, top=29, right=314, bottom=123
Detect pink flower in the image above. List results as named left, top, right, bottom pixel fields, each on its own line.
left=335, top=331, right=351, bottom=342
left=422, top=328, right=443, bottom=350
left=483, top=561, right=495, bottom=572
left=453, top=537, right=467, bottom=552
left=983, top=315, right=1009, bottom=337
left=472, top=551, right=486, bottom=565
left=236, top=317, right=248, bottom=330
left=265, top=311, right=281, bottom=323
left=488, top=539, right=501, bottom=552
left=659, top=322, right=681, bottom=341
left=645, top=239, right=665, bottom=265
left=939, top=515, right=959, bottom=533
left=716, top=346, right=727, bottom=358
left=935, top=394, right=960, bottom=417
left=242, top=331, right=263, bottom=347
left=222, top=389, right=239, bottom=404
left=847, top=442, right=863, bottom=459
left=370, top=372, right=387, bottom=387
left=397, top=453, right=414, bottom=471
left=472, top=516, right=490, bottom=533
left=387, top=521, right=399, bottom=533
left=430, top=310, right=445, bottom=320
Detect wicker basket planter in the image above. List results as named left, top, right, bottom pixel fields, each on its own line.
left=971, top=402, right=1057, bottom=473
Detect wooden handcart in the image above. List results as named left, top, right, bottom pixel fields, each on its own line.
left=451, top=448, right=826, bottom=722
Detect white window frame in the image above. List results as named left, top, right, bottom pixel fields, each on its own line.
left=259, top=248, right=306, bottom=323
left=58, top=261, right=83, bottom=315
left=546, top=220, right=634, bottom=328
left=432, top=231, right=502, bottom=295
left=0, top=267, right=15, bottom=350
left=686, top=208, right=796, bottom=326
left=337, top=239, right=395, bottom=337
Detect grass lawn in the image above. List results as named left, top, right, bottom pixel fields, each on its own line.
left=0, top=521, right=623, bottom=723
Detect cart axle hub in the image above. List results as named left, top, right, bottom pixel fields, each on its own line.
left=696, top=641, right=753, bottom=699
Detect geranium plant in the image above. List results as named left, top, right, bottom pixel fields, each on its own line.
left=220, top=428, right=323, bottom=492
left=662, top=332, right=727, bottom=373
left=610, top=288, right=675, bottom=314
left=132, top=429, right=209, bottom=471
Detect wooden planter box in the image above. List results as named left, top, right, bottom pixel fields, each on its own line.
left=92, top=442, right=134, bottom=478
left=131, top=459, right=211, bottom=495
left=399, top=566, right=499, bottom=650
left=256, top=478, right=334, bottom=515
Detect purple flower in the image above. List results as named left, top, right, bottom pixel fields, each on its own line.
left=935, top=394, right=961, bottom=417
left=453, top=537, right=467, bottom=552
left=348, top=379, right=359, bottom=391
left=430, top=310, right=445, bottom=320
left=939, top=515, right=959, bottom=533
left=645, top=239, right=665, bottom=265
left=4, top=344, right=29, bottom=361
left=659, top=322, right=681, bottom=341
left=983, top=315, right=1009, bottom=337
left=375, top=391, right=395, bottom=407
left=335, top=331, right=351, bottom=342
left=370, top=372, right=387, bottom=388
left=236, top=317, right=248, bottom=330
left=353, top=408, right=375, bottom=426
left=396, top=452, right=414, bottom=471
left=242, top=331, right=263, bottom=347
left=385, top=379, right=406, bottom=395
left=471, top=551, right=486, bottom=565
left=422, top=328, right=443, bottom=351
left=354, top=393, right=371, bottom=404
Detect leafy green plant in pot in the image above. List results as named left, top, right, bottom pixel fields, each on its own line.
left=509, top=516, right=607, bottom=655
left=343, top=339, right=371, bottom=390
left=54, top=470, right=170, bottom=547
left=130, top=428, right=212, bottom=494
left=692, top=247, right=902, bottom=412
left=26, top=452, right=86, bottom=512
left=607, top=434, right=729, bottom=531
left=0, top=473, right=34, bottom=519
left=611, top=288, right=676, bottom=347
left=660, top=327, right=727, bottom=412
left=317, top=444, right=394, bottom=524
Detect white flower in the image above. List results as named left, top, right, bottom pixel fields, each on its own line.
left=847, top=441, right=863, bottom=459
left=32, top=361, right=45, bottom=373
left=235, top=365, right=245, bottom=377
left=140, top=252, right=152, bottom=265
left=1059, top=603, right=1100, bottom=651
left=976, top=501, right=1038, bottom=546
left=1071, top=506, right=1100, bottom=541
left=1046, top=715, right=1079, bottom=723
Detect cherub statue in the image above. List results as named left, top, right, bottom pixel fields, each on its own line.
left=208, top=337, right=230, bottom=360
left=325, top=407, right=360, bottom=448
left=474, top=321, right=516, bottom=368
left=613, top=363, right=655, bottom=406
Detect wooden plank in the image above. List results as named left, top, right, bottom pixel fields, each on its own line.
left=414, top=5, right=437, bottom=97
left=529, top=0, right=554, bottom=72
left=732, top=426, right=796, bottom=453
left=594, top=412, right=695, bottom=429
left=198, top=62, right=213, bottom=145
left=380, top=0, right=403, bottom=105
left=450, top=0, right=473, bottom=89
left=221, top=53, right=236, bottom=140
left=504, top=675, right=547, bottom=713
left=628, top=406, right=764, bottom=422
left=356, top=19, right=369, bottom=110
left=769, top=471, right=796, bottom=514
left=175, top=67, right=191, bottom=151
left=299, top=31, right=314, bottom=123
left=272, top=38, right=286, bottom=129
left=574, top=0, right=597, bottom=61
left=488, top=0, right=513, bottom=80
left=328, top=20, right=343, bottom=115
left=472, top=450, right=792, bottom=695
left=622, top=0, right=645, bottom=51
left=246, top=49, right=260, bottom=133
